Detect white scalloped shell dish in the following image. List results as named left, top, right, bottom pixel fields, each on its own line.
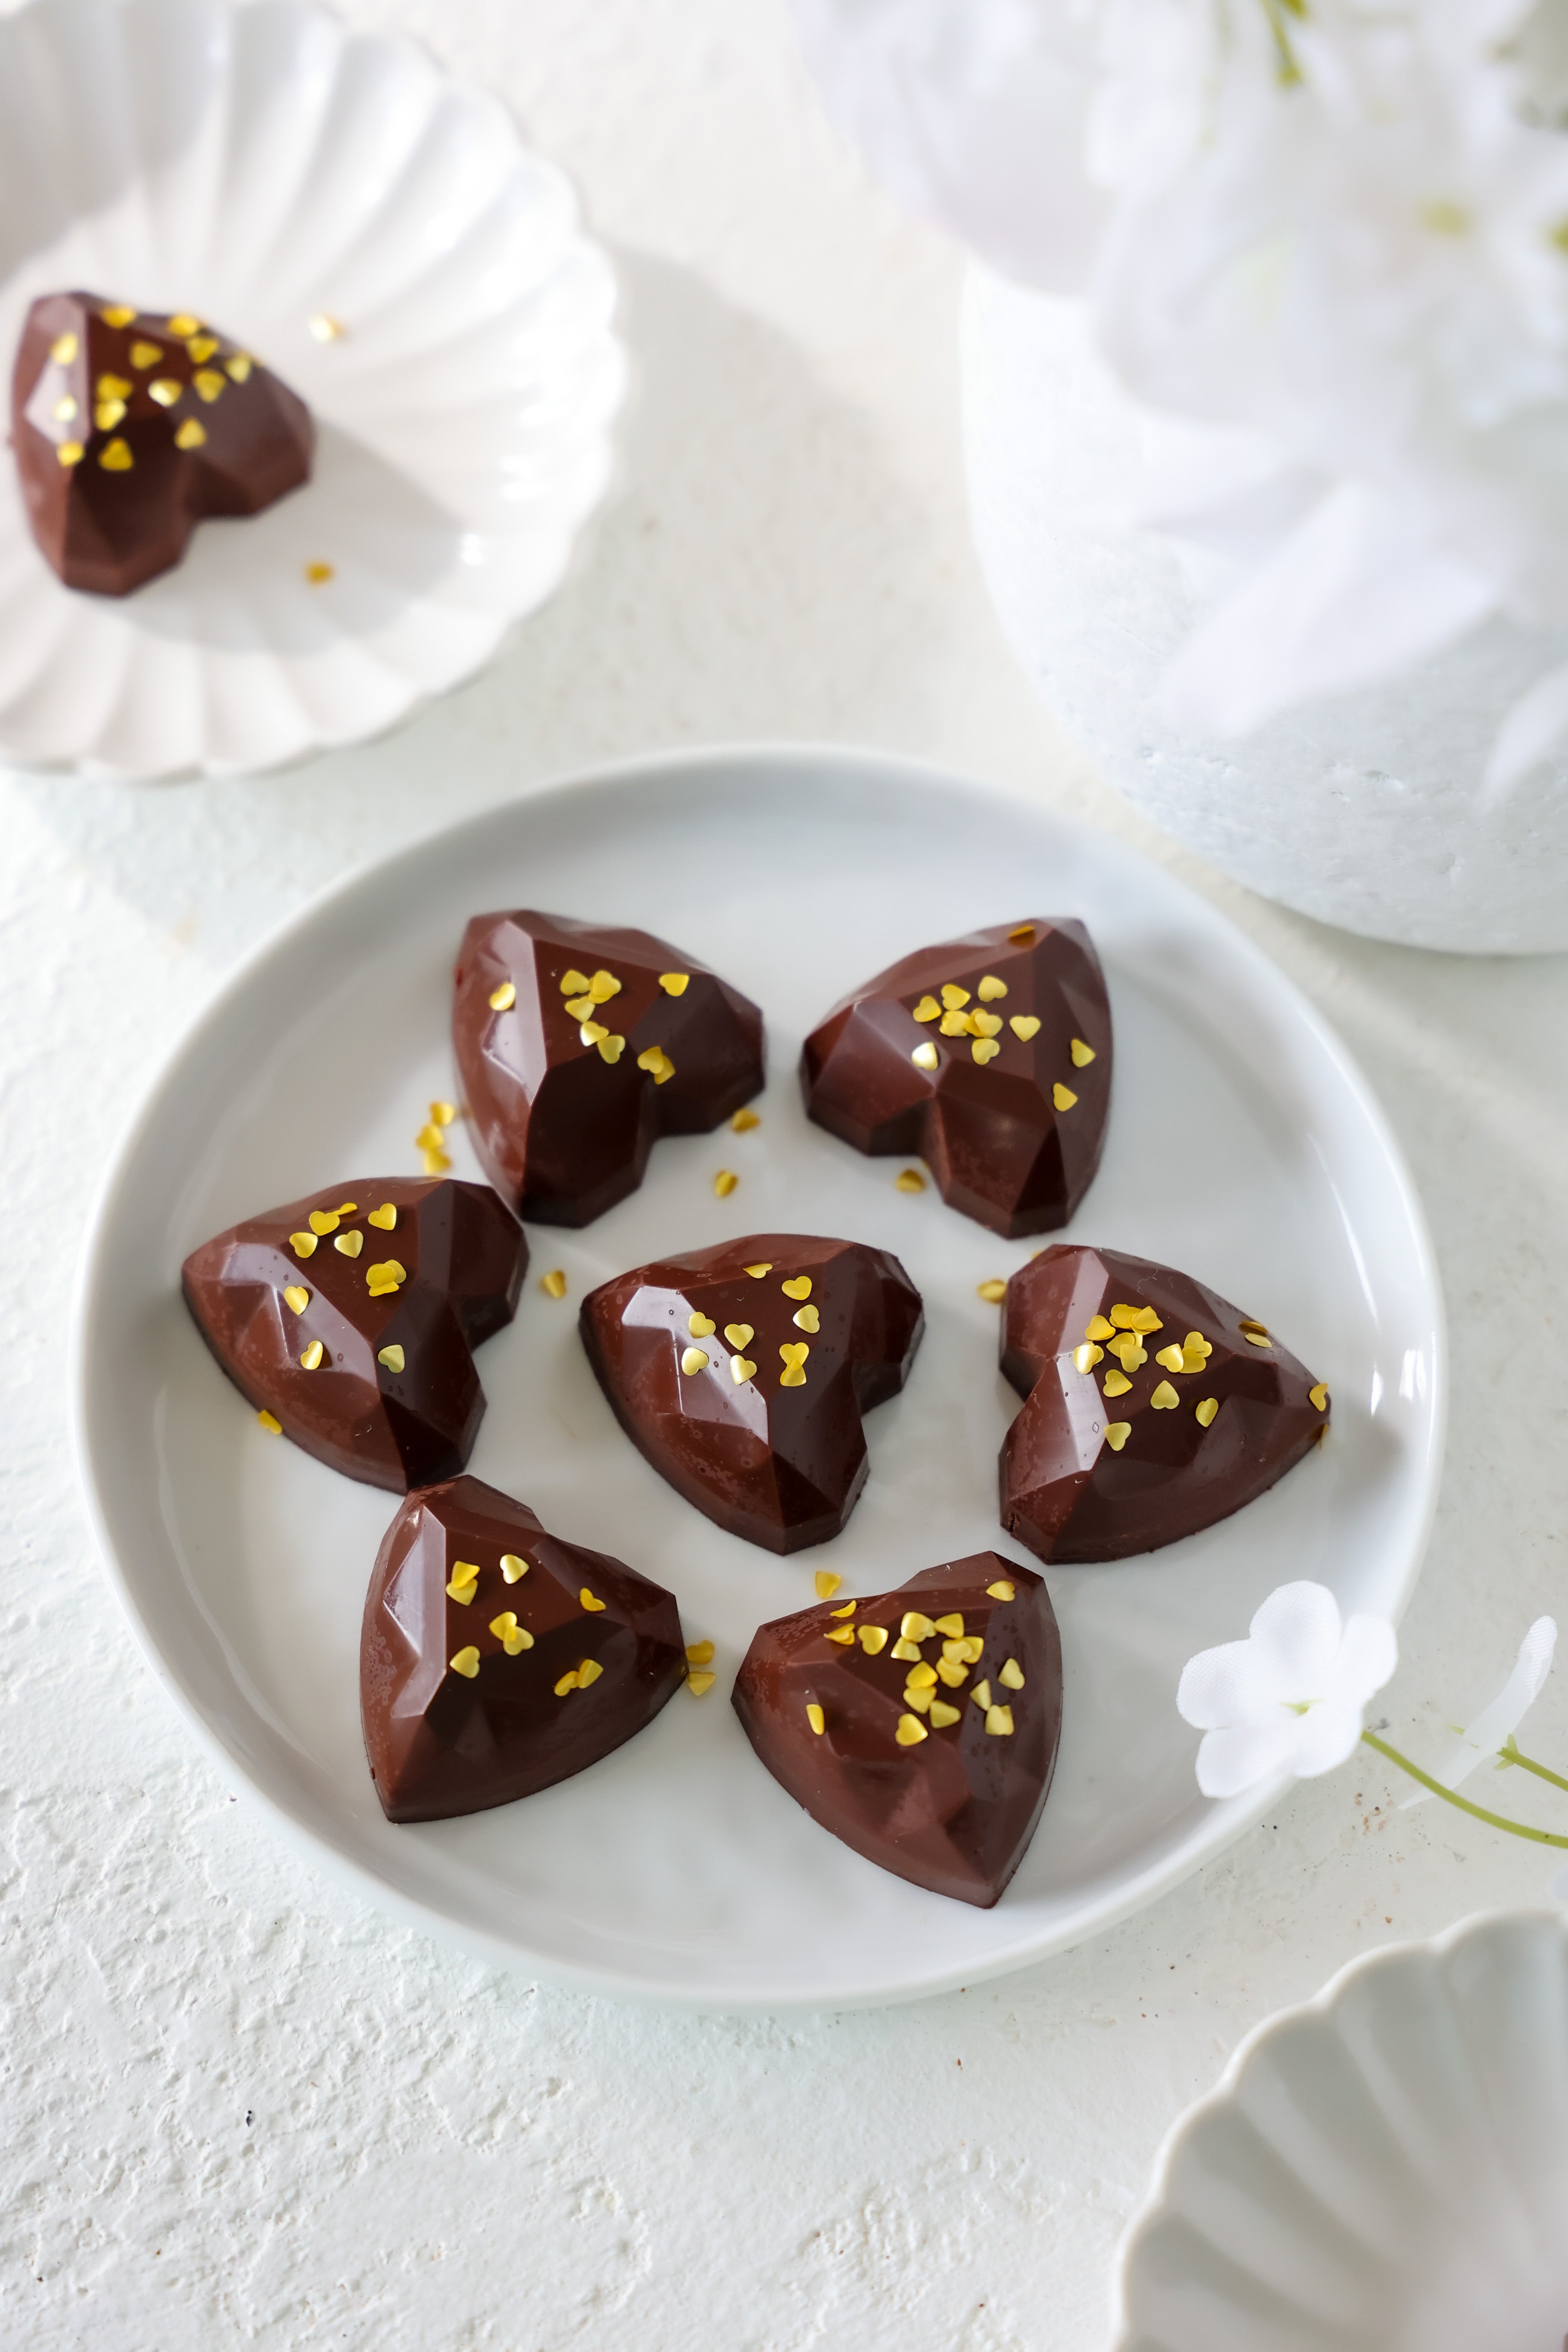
left=1114, top=1909, right=1568, bottom=2352
left=0, top=0, right=624, bottom=779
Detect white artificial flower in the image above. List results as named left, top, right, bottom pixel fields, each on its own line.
left=1403, top=1616, right=1558, bottom=1807
left=1177, top=1581, right=1398, bottom=1801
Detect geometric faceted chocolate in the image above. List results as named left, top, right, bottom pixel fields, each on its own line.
left=800, top=917, right=1112, bottom=1238
left=360, top=1476, right=688, bottom=1822
left=453, top=910, right=765, bottom=1227
left=732, top=1552, right=1063, bottom=1906
left=12, top=290, right=313, bottom=596
left=999, top=1245, right=1330, bottom=1565
left=182, top=1178, right=525, bottom=1493
left=579, top=1233, right=924, bottom=1554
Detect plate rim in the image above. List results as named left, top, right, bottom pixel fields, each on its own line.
left=68, top=741, right=1449, bottom=2009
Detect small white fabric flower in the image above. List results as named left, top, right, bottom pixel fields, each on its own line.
left=1403, top=1616, right=1557, bottom=1807
left=1177, top=1581, right=1398, bottom=1801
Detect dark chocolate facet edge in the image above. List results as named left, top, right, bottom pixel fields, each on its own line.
left=999, top=1244, right=1330, bottom=1564
left=732, top=1553, right=1063, bottom=1906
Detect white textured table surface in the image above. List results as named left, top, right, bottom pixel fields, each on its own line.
left=6, top=4, right=1568, bottom=2347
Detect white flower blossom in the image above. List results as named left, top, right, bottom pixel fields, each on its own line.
left=1177, top=1581, right=1398, bottom=1800
left=1403, top=1615, right=1557, bottom=1806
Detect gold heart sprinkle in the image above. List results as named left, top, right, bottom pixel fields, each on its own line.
left=730, top=1355, right=757, bottom=1383
left=744, top=1262, right=772, bottom=1278
left=1009, top=1015, right=1041, bottom=1042
left=1070, top=1037, right=1096, bottom=1067
left=858, top=1625, right=888, bottom=1654
left=911, top=995, right=941, bottom=1023
left=986, top=1580, right=1014, bottom=1602
left=500, top=1554, right=529, bottom=1583
left=985, top=1704, right=1015, bottom=1736
left=637, top=1046, right=676, bottom=1084
left=1240, top=1320, right=1273, bottom=1348
left=977, top=975, right=1008, bottom=1001
left=724, top=1323, right=754, bottom=1350
left=56, top=441, right=84, bottom=467
left=596, top=1034, right=626, bottom=1064
left=257, top=1409, right=282, bottom=1434
left=167, top=314, right=200, bottom=337
left=289, top=1231, right=318, bottom=1258
left=903, top=1684, right=932, bottom=1712
left=826, top=1626, right=856, bottom=1646
left=1108, top=1335, right=1147, bottom=1372
left=814, top=1571, right=842, bottom=1600
left=1102, top=1369, right=1132, bottom=1397
left=50, top=331, right=79, bottom=363
left=890, top=1638, right=922, bottom=1662
left=940, top=983, right=971, bottom=1010
left=936, top=1660, right=968, bottom=1687
left=894, top=1715, right=928, bottom=1746
left=905, top=1662, right=937, bottom=1689
left=658, top=972, right=689, bottom=995
left=1008, top=922, right=1035, bottom=944
left=1074, top=1342, right=1103, bottom=1374
left=895, top=1168, right=926, bottom=1193
left=713, top=1169, right=738, bottom=1197
left=588, top=969, right=621, bottom=1002
left=368, top=1204, right=397, bottom=1231
left=559, top=968, right=589, bottom=994
left=450, top=1647, right=481, bottom=1679
left=193, top=370, right=226, bottom=402
left=930, top=1700, right=962, bottom=1728
left=129, top=340, right=162, bottom=368
left=689, top=1312, right=717, bottom=1336
left=300, top=1340, right=324, bottom=1370
left=972, top=1037, right=1001, bottom=1065
left=939, top=1009, right=971, bottom=1037
left=681, top=1347, right=710, bottom=1376
left=1310, top=1382, right=1329, bottom=1412
left=793, top=1305, right=820, bottom=1335
left=934, top=1618, right=965, bottom=1643
left=968, top=1008, right=1003, bottom=1038
left=489, top=980, right=516, bottom=1011
left=1155, top=1344, right=1185, bottom=1373
left=334, top=1229, right=364, bottom=1258
left=901, top=1612, right=936, bottom=1641
left=95, top=398, right=126, bottom=430
left=174, top=419, right=206, bottom=450
left=999, top=1658, right=1026, bottom=1690
left=580, top=1589, right=606, bottom=1612
left=806, top=1702, right=825, bottom=1735
left=97, top=373, right=132, bottom=400
left=1181, top=1333, right=1213, bottom=1371
left=971, top=1680, right=992, bottom=1709
left=731, top=1107, right=760, bottom=1132
left=308, top=1210, right=339, bottom=1236
left=686, top=1670, right=716, bottom=1697
left=1053, top=1082, right=1078, bottom=1112
left=148, top=377, right=181, bottom=406
left=781, top=1276, right=812, bottom=1300
left=98, top=438, right=133, bottom=471
left=226, top=353, right=253, bottom=383
left=541, top=1269, right=567, bottom=1299
left=446, top=1561, right=480, bottom=1603
left=101, top=304, right=136, bottom=328
left=1084, top=1315, right=1115, bottom=1341
left=911, top=1042, right=939, bottom=1071
left=1104, top=1421, right=1131, bottom=1452
left=579, top=1658, right=606, bottom=1688
left=554, top=1669, right=580, bottom=1696
left=429, top=1103, right=455, bottom=1128
left=579, top=1020, right=607, bottom=1046
left=564, top=995, right=596, bottom=1021
left=282, top=1286, right=309, bottom=1314
left=1111, top=1305, right=1154, bottom=1331
left=490, top=1611, right=532, bottom=1655
left=779, top=1342, right=809, bottom=1386
left=186, top=335, right=220, bottom=362
left=53, top=396, right=77, bottom=421
left=978, top=1280, right=1006, bottom=1302
left=377, top=1344, right=405, bottom=1373
left=1194, top=1395, right=1220, bottom=1427
left=830, top=1600, right=857, bottom=1619
left=686, top=1640, right=715, bottom=1666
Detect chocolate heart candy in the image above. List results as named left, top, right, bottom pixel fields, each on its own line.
left=12, top=291, right=313, bottom=596
left=800, top=918, right=1112, bottom=1237
left=999, top=1245, right=1330, bottom=1563
left=453, top=910, right=764, bottom=1226
left=361, top=1475, right=688, bottom=1821
left=732, top=1552, right=1062, bottom=1906
left=182, top=1178, right=525, bottom=1491
left=579, top=1234, right=923, bottom=1553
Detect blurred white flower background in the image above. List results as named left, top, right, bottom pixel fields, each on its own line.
left=790, top=0, right=1568, bottom=789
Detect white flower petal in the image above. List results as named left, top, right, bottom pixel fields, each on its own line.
left=1246, top=1581, right=1347, bottom=1699
left=1177, top=1633, right=1278, bottom=1731
left=1405, top=1617, right=1558, bottom=1807
left=1195, top=1717, right=1302, bottom=1801
left=1327, top=1612, right=1401, bottom=1712
left=1291, top=1698, right=1374, bottom=1780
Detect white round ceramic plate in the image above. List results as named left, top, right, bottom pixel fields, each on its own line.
left=71, top=747, right=1445, bottom=2009
left=0, top=0, right=623, bottom=780
left=1113, top=1909, right=1568, bottom=2352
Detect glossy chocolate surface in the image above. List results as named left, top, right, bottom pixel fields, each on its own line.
left=182, top=1178, right=525, bottom=1492
left=579, top=1233, right=923, bottom=1553
left=733, top=1552, right=1062, bottom=1906
left=453, top=910, right=765, bottom=1226
left=800, top=918, right=1112, bottom=1237
left=361, top=1476, right=688, bottom=1822
left=12, top=291, right=313, bottom=595
left=999, top=1245, right=1330, bottom=1564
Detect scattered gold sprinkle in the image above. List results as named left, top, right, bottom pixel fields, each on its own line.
left=597, top=1031, right=628, bottom=1064
left=972, top=1037, right=1001, bottom=1065
left=658, top=972, right=689, bottom=995
left=377, top=1344, right=405, bottom=1373
left=890, top=1638, right=923, bottom=1662
left=56, top=441, right=84, bottom=467
left=686, top=1640, right=715, bottom=1666
left=713, top=1169, right=739, bottom=1197
left=779, top=1341, right=809, bottom=1387
left=903, top=1684, right=933, bottom=1714
left=1310, top=1382, right=1329, bottom=1411
left=1053, top=1082, right=1078, bottom=1112
left=807, top=1702, right=825, bottom=1736
left=986, top=1580, right=1015, bottom=1601
left=420, top=1147, right=451, bottom=1176
left=940, top=983, right=971, bottom=1010
left=1181, top=1333, right=1213, bottom=1372
left=969, top=1010, right=1004, bottom=1040
left=450, top=1647, right=481, bottom=1679
left=174, top=419, right=207, bottom=450
left=792, top=1305, right=820, bottom=1335
left=53, top=395, right=77, bottom=422
left=686, top=1670, right=715, bottom=1697
left=1155, top=1344, right=1185, bottom=1374
left=1121, top=1306, right=1163, bottom=1333
left=559, top=968, right=590, bottom=994
left=935, top=1660, right=968, bottom=1688
left=971, top=1680, right=992, bottom=1709
left=167, top=314, right=200, bottom=338
left=744, top=1263, right=773, bottom=1280
left=1074, top=1342, right=1104, bottom=1375
left=724, top=1322, right=755, bottom=1350
left=501, top=1554, right=529, bottom=1583
left=566, top=996, right=598, bottom=1023
left=303, top=559, right=334, bottom=584
left=1107, top=1335, right=1147, bottom=1373
left=1070, top=1037, right=1097, bottom=1067
left=925, top=1699, right=958, bottom=1729
left=911, top=1041, right=939, bottom=1072
left=999, top=1658, right=1025, bottom=1691
left=334, top=1229, right=364, bottom=1259
left=977, top=1279, right=1007, bottom=1303
left=578, top=1658, right=605, bottom=1688
left=289, top=1230, right=318, bottom=1258
left=1241, top=1320, right=1273, bottom=1348
left=1105, top=1421, right=1131, bottom=1452
left=299, top=1339, right=325, bottom=1371
left=832, top=1599, right=857, bottom=1620
left=580, top=1589, right=606, bottom=1612
left=541, top=1269, right=568, bottom=1300
left=490, top=1611, right=533, bottom=1655
left=1085, top=1315, right=1116, bottom=1343
left=367, top=1204, right=398, bottom=1232
left=1008, top=923, right=1035, bottom=945
left=148, top=377, right=181, bottom=406
left=985, top=1704, right=1015, bottom=1736
left=730, top=1355, right=756, bottom=1383
left=912, top=994, right=941, bottom=1023
left=637, top=1046, right=676, bottom=1084
left=308, top=1209, right=339, bottom=1236
left=101, top=304, right=136, bottom=328
left=587, top=970, right=620, bottom=1002
left=895, top=1168, right=926, bottom=1193
left=50, top=331, right=79, bottom=364
left=905, top=1662, right=938, bottom=1690
left=858, top=1625, right=888, bottom=1654
left=815, top=1571, right=842, bottom=1600
left=1102, top=1369, right=1132, bottom=1397
left=308, top=312, right=343, bottom=342
left=129, top=340, right=162, bottom=369
left=186, top=335, right=220, bottom=363
left=446, top=1560, right=480, bottom=1603
left=226, top=353, right=254, bottom=383
left=366, top=1259, right=407, bottom=1297
left=959, top=1634, right=985, bottom=1661
left=1009, top=1015, right=1041, bottom=1042
left=282, top=1285, right=309, bottom=1315
left=488, top=980, right=516, bottom=1011
left=427, top=1100, right=455, bottom=1129
left=934, top=1613, right=965, bottom=1637
left=781, top=1276, right=812, bottom=1300
left=730, top=1107, right=760, bottom=1133
left=680, top=1347, right=710, bottom=1376
left=1195, top=1396, right=1219, bottom=1428
left=98, top=437, right=133, bottom=471
left=900, top=1611, right=936, bottom=1641
left=939, top=1009, right=971, bottom=1038
left=689, top=1311, right=716, bottom=1337
left=94, top=397, right=126, bottom=430
left=257, top=1408, right=282, bottom=1434
left=825, top=1627, right=856, bottom=1647
left=99, top=371, right=134, bottom=403
left=977, top=975, right=1008, bottom=1001
left=895, top=1714, right=928, bottom=1746
left=554, top=1669, right=580, bottom=1697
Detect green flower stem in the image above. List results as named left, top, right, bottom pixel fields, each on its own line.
left=1261, top=0, right=1305, bottom=83
left=1361, top=1730, right=1568, bottom=1847
left=1498, top=1736, right=1568, bottom=1796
